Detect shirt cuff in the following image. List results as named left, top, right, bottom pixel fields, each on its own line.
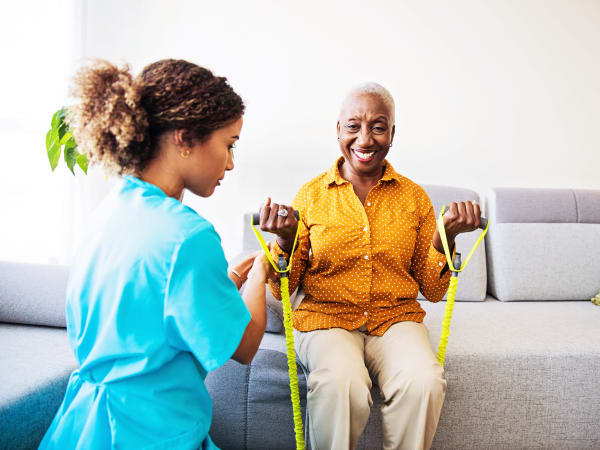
left=429, top=243, right=454, bottom=278
left=271, top=239, right=290, bottom=261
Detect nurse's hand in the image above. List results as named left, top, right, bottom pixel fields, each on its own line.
left=229, top=250, right=263, bottom=289
left=248, top=250, right=277, bottom=283
left=258, top=197, right=298, bottom=254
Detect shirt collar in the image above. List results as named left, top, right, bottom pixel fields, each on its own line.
left=324, top=157, right=402, bottom=186
left=123, top=175, right=168, bottom=198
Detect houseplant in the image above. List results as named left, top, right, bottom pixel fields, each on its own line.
left=45, top=108, right=88, bottom=175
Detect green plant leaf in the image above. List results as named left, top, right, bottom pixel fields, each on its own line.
left=51, top=110, right=61, bottom=128
left=48, top=141, right=61, bottom=171
left=57, top=122, right=68, bottom=141
left=64, top=141, right=77, bottom=175
left=47, top=107, right=88, bottom=176
left=46, top=128, right=61, bottom=170
left=76, top=152, right=89, bottom=174
left=45, top=129, right=53, bottom=152
left=60, top=131, right=73, bottom=145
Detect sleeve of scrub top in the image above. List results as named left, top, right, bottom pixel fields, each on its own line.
left=164, top=223, right=251, bottom=372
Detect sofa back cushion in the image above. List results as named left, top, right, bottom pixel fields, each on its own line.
left=0, top=261, right=69, bottom=327
left=486, top=188, right=600, bottom=301
left=419, top=185, right=487, bottom=301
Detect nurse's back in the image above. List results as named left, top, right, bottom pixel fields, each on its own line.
left=64, top=177, right=217, bottom=445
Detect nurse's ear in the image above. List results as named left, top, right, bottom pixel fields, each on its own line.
left=172, top=129, right=194, bottom=159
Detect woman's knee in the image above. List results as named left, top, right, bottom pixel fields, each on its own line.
left=381, top=363, right=446, bottom=402
left=308, top=366, right=372, bottom=407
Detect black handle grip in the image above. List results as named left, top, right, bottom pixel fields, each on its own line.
left=252, top=210, right=300, bottom=225
left=442, top=204, right=488, bottom=230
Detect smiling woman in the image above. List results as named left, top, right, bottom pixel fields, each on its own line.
left=258, top=82, right=483, bottom=450
left=337, top=83, right=396, bottom=204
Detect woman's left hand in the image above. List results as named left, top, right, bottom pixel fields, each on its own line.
left=432, top=201, right=481, bottom=252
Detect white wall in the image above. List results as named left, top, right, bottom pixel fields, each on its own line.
left=0, top=0, right=83, bottom=264
left=71, top=1, right=600, bottom=259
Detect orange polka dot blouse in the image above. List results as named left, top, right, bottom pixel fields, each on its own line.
left=268, top=157, right=452, bottom=336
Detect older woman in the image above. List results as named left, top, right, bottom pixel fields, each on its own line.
left=260, top=83, right=481, bottom=450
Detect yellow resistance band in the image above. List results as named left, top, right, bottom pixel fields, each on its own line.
left=251, top=215, right=305, bottom=450
left=435, top=206, right=489, bottom=367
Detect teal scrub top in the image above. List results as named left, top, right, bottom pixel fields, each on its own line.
left=39, top=176, right=251, bottom=450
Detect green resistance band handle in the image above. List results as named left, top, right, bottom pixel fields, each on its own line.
left=252, top=210, right=300, bottom=224
left=441, top=204, right=488, bottom=230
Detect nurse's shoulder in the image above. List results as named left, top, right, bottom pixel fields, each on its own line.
left=122, top=175, right=217, bottom=241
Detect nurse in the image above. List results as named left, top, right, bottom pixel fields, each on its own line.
left=40, top=59, right=267, bottom=449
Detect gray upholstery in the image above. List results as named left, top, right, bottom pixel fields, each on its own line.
left=207, top=298, right=600, bottom=449
left=0, top=261, right=69, bottom=327
left=486, top=188, right=600, bottom=301
left=206, top=345, right=308, bottom=450
left=486, top=223, right=600, bottom=300
left=422, top=299, right=600, bottom=450
left=0, top=324, right=77, bottom=450
left=419, top=185, right=487, bottom=301
left=487, top=187, right=600, bottom=224
left=242, top=214, right=277, bottom=253
left=575, top=189, right=600, bottom=223
left=2, top=185, right=600, bottom=449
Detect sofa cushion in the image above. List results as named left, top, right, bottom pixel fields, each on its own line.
left=0, top=323, right=77, bottom=450
left=487, top=187, right=600, bottom=224
left=486, top=188, right=600, bottom=301
left=0, top=262, right=69, bottom=327
left=206, top=347, right=308, bottom=450
left=421, top=298, right=600, bottom=449
left=419, top=185, right=487, bottom=301
left=487, top=223, right=600, bottom=300
left=207, top=298, right=600, bottom=450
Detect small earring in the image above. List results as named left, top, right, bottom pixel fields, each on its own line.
left=180, top=149, right=190, bottom=159
left=389, top=143, right=393, bottom=148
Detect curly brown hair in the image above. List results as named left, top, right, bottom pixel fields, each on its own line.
left=68, top=59, right=245, bottom=175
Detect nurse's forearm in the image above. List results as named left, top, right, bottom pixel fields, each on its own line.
left=243, top=272, right=267, bottom=330
left=232, top=271, right=266, bottom=364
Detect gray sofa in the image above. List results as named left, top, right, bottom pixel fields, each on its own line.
left=1, top=186, right=599, bottom=449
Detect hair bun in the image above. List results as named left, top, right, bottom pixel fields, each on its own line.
left=69, top=60, right=150, bottom=174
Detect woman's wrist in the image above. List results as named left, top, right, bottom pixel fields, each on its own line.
left=229, top=269, right=245, bottom=288
left=276, top=236, right=294, bottom=254
left=432, top=230, right=455, bottom=254
left=247, top=267, right=267, bottom=284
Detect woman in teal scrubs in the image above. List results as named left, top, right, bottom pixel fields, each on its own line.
left=39, top=59, right=268, bottom=449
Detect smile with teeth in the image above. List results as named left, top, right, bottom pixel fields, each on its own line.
left=352, top=149, right=376, bottom=162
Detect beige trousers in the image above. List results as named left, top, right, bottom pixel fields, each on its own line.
left=294, top=321, right=446, bottom=450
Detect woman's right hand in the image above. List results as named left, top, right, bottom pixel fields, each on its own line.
left=258, top=197, right=298, bottom=254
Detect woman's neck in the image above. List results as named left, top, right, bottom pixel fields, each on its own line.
left=140, top=153, right=184, bottom=201
left=339, top=159, right=385, bottom=189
